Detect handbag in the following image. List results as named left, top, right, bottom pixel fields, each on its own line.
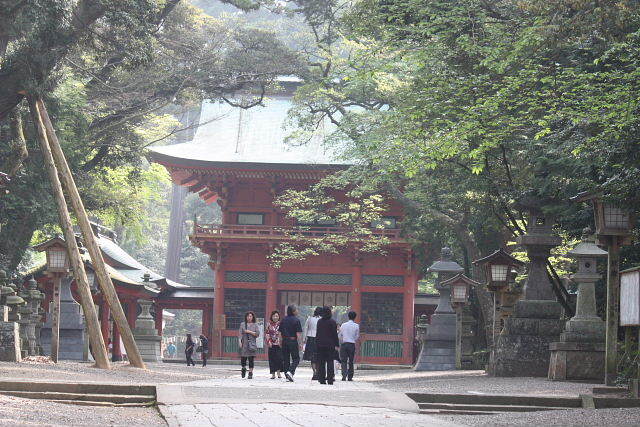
left=195, top=345, right=203, bottom=353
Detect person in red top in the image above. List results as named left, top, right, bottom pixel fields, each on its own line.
left=266, top=310, right=284, bottom=379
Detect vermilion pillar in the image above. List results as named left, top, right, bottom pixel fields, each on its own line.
left=351, top=264, right=362, bottom=316
left=155, top=305, right=164, bottom=336
left=402, top=273, right=415, bottom=365
left=213, top=266, right=225, bottom=357
left=266, top=265, right=277, bottom=317
left=100, top=302, right=110, bottom=348
left=127, top=300, right=137, bottom=329
left=112, top=323, right=122, bottom=361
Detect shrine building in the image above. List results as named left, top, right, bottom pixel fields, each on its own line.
left=150, top=84, right=420, bottom=364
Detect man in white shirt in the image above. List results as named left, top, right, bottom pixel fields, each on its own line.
left=338, top=311, right=360, bottom=381
left=303, top=307, right=321, bottom=380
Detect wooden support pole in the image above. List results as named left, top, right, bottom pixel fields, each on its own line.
left=50, top=275, right=62, bottom=363
left=35, top=97, right=146, bottom=369
left=28, top=97, right=110, bottom=369
left=605, top=236, right=621, bottom=386
left=455, top=305, right=462, bottom=370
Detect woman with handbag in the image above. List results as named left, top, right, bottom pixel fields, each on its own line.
left=266, top=310, right=283, bottom=379
left=238, top=311, right=259, bottom=379
left=185, top=334, right=195, bottom=366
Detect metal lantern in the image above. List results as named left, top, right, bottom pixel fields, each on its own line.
left=441, top=274, right=480, bottom=306
left=33, top=236, right=69, bottom=273
left=473, top=248, right=525, bottom=292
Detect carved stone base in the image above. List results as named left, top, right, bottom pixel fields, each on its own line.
left=0, top=322, right=22, bottom=362
left=133, top=333, right=162, bottom=363
left=548, top=341, right=605, bottom=382
left=414, top=313, right=456, bottom=371
left=488, top=300, right=564, bottom=377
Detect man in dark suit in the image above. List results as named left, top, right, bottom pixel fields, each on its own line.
left=315, top=306, right=339, bottom=385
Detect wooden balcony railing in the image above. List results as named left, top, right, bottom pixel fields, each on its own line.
left=192, top=223, right=402, bottom=240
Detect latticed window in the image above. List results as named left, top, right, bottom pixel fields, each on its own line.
left=225, top=271, right=267, bottom=283
left=277, top=273, right=352, bottom=285
left=224, top=288, right=266, bottom=329
left=361, top=292, right=403, bottom=334
left=362, top=275, right=404, bottom=287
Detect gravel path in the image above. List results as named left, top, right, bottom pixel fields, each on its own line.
left=0, top=394, right=165, bottom=426
left=0, top=361, right=234, bottom=384
left=433, top=408, right=640, bottom=426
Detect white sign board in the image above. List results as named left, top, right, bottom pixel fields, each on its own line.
left=621, top=269, right=640, bottom=326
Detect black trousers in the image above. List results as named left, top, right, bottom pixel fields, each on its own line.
left=282, top=339, right=300, bottom=375
left=201, top=351, right=208, bottom=366
left=317, top=345, right=335, bottom=384
left=340, top=342, right=356, bottom=380
left=268, top=345, right=283, bottom=373
left=185, top=350, right=195, bottom=366
left=241, top=356, right=255, bottom=369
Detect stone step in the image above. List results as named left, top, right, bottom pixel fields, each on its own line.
left=49, top=399, right=156, bottom=407
left=0, top=380, right=155, bottom=396
left=418, top=402, right=567, bottom=412
left=407, top=392, right=582, bottom=408
left=420, top=409, right=500, bottom=415
left=0, top=390, right=156, bottom=405
left=590, top=396, right=640, bottom=409
left=592, top=386, right=629, bottom=395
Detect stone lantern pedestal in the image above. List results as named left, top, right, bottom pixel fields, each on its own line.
left=133, top=300, right=162, bottom=362
left=414, top=248, right=463, bottom=371
left=41, top=277, right=85, bottom=360
left=489, top=202, right=565, bottom=377
left=549, top=230, right=606, bottom=381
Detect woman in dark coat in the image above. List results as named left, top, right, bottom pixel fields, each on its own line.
left=199, top=334, right=209, bottom=367
left=185, top=334, right=195, bottom=366
left=315, top=306, right=339, bottom=385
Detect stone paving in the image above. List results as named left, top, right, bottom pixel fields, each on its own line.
left=157, top=366, right=460, bottom=427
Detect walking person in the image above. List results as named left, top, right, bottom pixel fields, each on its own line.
left=239, top=311, right=260, bottom=379
left=199, top=334, right=209, bottom=367
left=316, top=306, right=339, bottom=385
left=280, top=304, right=302, bottom=382
left=302, top=307, right=321, bottom=380
left=266, top=310, right=283, bottom=379
left=339, top=311, right=360, bottom=381
left=185, top=333, right=196, bottom=366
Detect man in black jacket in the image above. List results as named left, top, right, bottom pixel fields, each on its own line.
left=315, top=306, right=339, bottom=385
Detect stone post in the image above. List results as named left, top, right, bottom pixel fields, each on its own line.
left=549, top=229, right=607, bottom=381
left=0, top=270, right=23, bottom=362
left=414, top=248, right=463, bottom=371
left=133, top=300, right=162, bottom=362
left=489, top=199, right=565, bottom=377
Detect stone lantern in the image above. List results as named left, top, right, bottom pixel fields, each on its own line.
left=0, top=270, right=24, bottom=362
left=571, top=191, right=636, bottom=385
left=414, top=247, right=463, bottom=371
left=441, top=274, right=480, bottom=369
left=24, top=276, right=44, bottom=356
left=133, top=299, right=162, bottom=362
left=0, top=270, right=10, bottom=321
left=486, top=197, right=565, bottom=377
left=549, top=228, right=607, bottom=380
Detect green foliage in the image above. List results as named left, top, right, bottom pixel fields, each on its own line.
left=269, top=168, right=392, bottom=267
